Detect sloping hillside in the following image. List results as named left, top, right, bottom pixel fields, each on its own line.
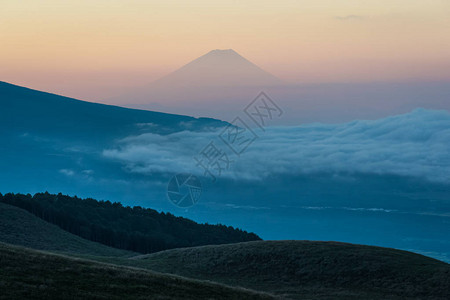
left=0, top=193, right=260, bottom=254
left=129, top=240, right=450, bottom=299
left=0, top=81, right=226, bottom=142
left=0, top=242, right=274, bottom=300
left=0, top=202, right=132, bottom=257
left=0, top=81, right=228, bottom=200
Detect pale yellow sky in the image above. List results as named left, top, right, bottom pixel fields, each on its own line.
left=1, top=0, right=449, bottom=100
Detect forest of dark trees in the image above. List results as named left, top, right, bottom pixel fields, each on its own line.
left=0, top=192, right=260, bottom=253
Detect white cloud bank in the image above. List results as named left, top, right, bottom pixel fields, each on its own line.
left=103, top=109, right=450, bottom=183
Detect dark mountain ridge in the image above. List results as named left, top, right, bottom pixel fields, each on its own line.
left=0, top=81, right=227, bottom=143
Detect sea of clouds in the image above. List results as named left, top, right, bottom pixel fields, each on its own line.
left=103, top=109, right=450, bottom=183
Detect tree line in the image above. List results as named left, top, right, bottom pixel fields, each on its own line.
left=0, top=192, right=260, bottom=253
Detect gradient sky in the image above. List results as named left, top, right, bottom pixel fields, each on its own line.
left=1, top=0, right=449, bottom=101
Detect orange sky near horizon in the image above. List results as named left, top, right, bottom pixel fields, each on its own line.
left=1, top=0, right=450, bottom=101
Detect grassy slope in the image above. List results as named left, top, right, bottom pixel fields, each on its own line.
left=123, top=240, right=450, bottom=300
left=0, top=202, right=132, bottom=257
left=0, top=242, right=274, bottom=300
left=2, top=200, right=449, bottom=299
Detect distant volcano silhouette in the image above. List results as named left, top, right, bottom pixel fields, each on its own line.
left=107, top=50, right=450, bottom=125
left=152, top=49, right=283, bottom=87
left=111, top=49, right=284, bottom=112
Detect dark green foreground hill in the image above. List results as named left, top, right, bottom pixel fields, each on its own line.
left=0, top=202, right=132, bottom=257
left=0, top=242, right=274, bottom=300
left=0, top=193, right=260, bottom=253
left=1, top=193, right=449, bottom=299
left=128, top=241, right=450, bottom=300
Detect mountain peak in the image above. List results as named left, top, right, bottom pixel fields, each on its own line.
left=205, top=49, right=240, bottom=57
left=208, top=49, right=236, bottom=54
left=153, top=49, right=283, bottom=87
